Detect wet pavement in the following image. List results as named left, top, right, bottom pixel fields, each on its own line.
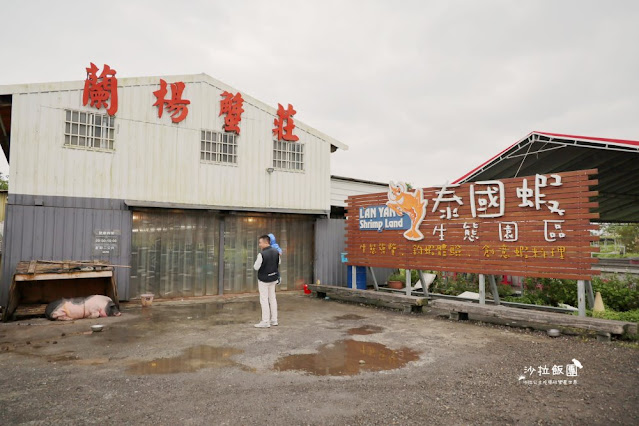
left=1, top=292, right=638, bottom=425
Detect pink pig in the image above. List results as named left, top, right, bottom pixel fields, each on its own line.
left=45, top=295, right=121, bottom=321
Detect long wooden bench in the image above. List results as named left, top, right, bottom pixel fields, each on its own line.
left=306, top=284, right=426, bottom=313
left=429, top=299, right=638, bottom=340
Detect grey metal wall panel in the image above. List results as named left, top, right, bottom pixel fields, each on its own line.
left=314, top=218, right=394, bottom=289
left=314, top=218, right=347, bottom=286
left=0, top=194, right=132, bottom=307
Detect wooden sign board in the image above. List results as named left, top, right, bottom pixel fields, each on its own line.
left=345, top=169, right=599, bottom=280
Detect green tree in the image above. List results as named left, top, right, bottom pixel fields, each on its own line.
left=0, top=172, right=7, bottom=190
left=609, top=223, right=639, bottom=253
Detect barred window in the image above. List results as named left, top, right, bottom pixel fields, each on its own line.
left=200, top=130, right=238, bottom=164
left=64, top=110, right=115, bottom=150
left=273, top=140, right=304, bottom=171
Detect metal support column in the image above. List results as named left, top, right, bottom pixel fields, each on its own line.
left=418, top=270, right=430, bottom=297
left=368, top=267, right=379, bottom=291
left=405, top=269, right=411, bottom=296
left=217, top=218, right=225, bottom=296
left=577, top=280, right=586, bottom=317
left=585, top=280, right=595, bottom=309
left=488, top=275, right=500, bottom=305
left=351, top=265, right=357, bottom=289
left=479, top=274, right=486, bottom=305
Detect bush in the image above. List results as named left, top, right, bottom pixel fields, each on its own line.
left=506, top=275, right=639, bottom=311
left=390, top=269, right=420, bottom=284
left=387, top=271, right=405, bottom=282
left=497, top=284, right=514, bottom=298
left=592, top=275, right=639, bottom=312
left=431, top=274, right=478, bottom=296
left=428, top=273, right=639, bottom=311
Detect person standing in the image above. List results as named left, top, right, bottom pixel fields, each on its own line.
left=253, top=234, right=280, bottom=328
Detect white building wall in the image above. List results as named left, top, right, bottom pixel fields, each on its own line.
left=330, top=177, right=387, bottom=207
left=6, top=75, right=339, bottom=212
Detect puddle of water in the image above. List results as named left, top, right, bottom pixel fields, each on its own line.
left=333, top=314, right=366, bottom=321
left=126, top=345, right=246, bottom=375
left=274, top=339, right=420, bottom=376
left=347, top=325, right=384, bottom=335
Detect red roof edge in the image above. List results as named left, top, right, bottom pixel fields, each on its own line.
left=452, top=131, right=639, bottom=184
left=533, top=131, right=639, bottom=147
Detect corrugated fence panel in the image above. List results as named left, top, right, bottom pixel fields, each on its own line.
left=315, top=218, right=347, bottom=286
left=315, top=218, right=394, bottom=288
left=0, top=195, right=132, bottom=307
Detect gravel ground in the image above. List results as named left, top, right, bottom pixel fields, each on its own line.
left=0, top=292, right=638, bottom=425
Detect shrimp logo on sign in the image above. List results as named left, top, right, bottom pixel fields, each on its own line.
left=386, top=181, right=428, bottom=241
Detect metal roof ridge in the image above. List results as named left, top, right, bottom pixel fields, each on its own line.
left=452, top=131, right=639, bottom=184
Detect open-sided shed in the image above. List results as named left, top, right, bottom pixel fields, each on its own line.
left=453, top=131, right=639, bottom=223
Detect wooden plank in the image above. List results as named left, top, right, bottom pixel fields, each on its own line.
left=14, top=271, right=113, bottom=282
left=2, top=277, right=19, bottom=321
left=27, top=261, right=37, bottom=274
left=429, top=299, right=637, bottom=335
left=307, top=284, right=426, bottom=306
left=14, top=304, right=47, bottom=317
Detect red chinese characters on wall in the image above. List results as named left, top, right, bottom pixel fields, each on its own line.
left=153, top=79, right=190, bottom=123
left=273, top=103, right=299, bottom=142
left=83, top=63, right=118, bottom=116
left=219, top=91, right=244, bottom=134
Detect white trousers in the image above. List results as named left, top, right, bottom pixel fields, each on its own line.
left=258, top=280, right=278, bottom=323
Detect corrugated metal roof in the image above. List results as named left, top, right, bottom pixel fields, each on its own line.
left=453, top=131, right=639, bottom=223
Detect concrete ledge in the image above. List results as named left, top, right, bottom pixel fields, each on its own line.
left=430, top=299, right=638, bottom=336
left=307, top=284, right=426, bottom=313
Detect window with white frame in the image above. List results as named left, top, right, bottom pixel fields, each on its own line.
left=273, top=140, right=304, bottom=171
left=201, top=130, right=238, bottom=164
left=64, top=110, right=115, bottom=150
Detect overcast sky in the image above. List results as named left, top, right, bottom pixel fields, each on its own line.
left=1, top=0, right=638, bottom=187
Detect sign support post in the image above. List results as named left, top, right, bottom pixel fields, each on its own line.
left=577, top=280, right=586, bottom=317
left=489, top=275, right=500, bottom=305
left=351, top=266, right=357, bottom=290
left=479, top=274, right=486, bottom=305
left=585, top=280, right=595, bottom=309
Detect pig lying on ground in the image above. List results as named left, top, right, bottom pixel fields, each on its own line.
left=45, top=295, right=121, bottom=321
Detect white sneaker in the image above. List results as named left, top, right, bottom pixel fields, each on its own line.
left=254, top=321, right=270, bottom=328
left=270, top=321, right=278, bottom=326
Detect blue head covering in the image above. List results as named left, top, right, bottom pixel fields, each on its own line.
left=268, top=233, right=283, bottom=254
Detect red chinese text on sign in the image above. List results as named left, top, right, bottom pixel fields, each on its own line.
left=153, top=79, right=190, bottom=123
left=273, top=103, right=299, bottom=142
left=83, top=63, right=118, bottom=116
left=219, top=91, right=244, bottom=134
